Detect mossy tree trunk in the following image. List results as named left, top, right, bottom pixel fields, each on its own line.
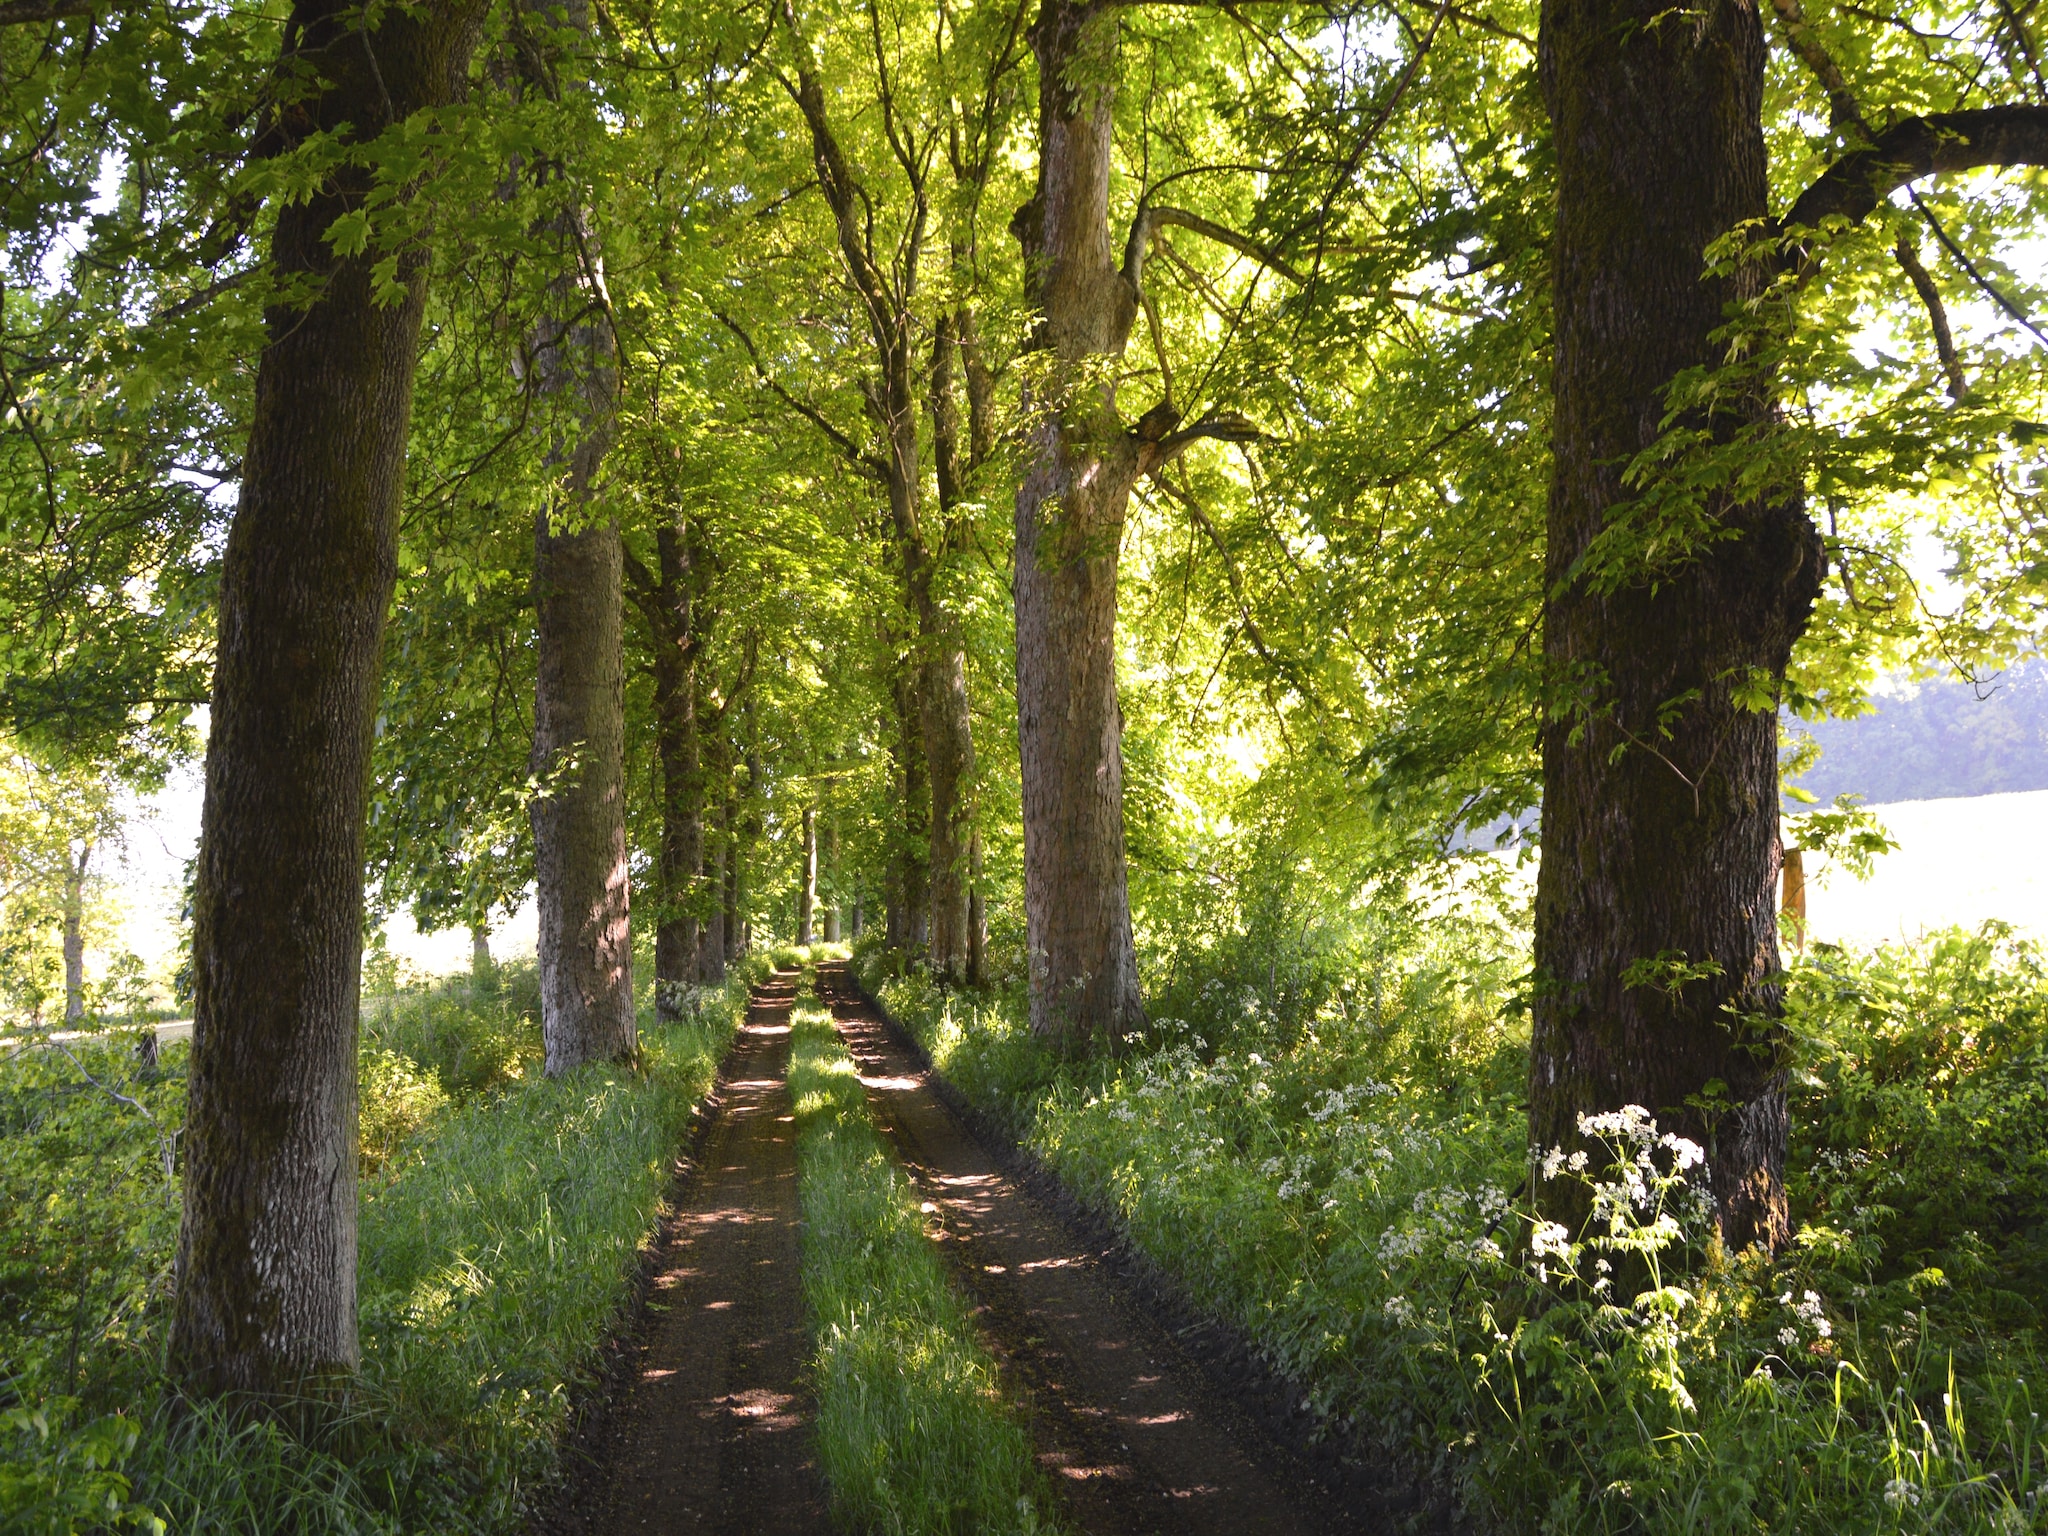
left=171, top=0, right=484, bottom=1399
left=1011, top=0, right=1145, bottom=1049
left=523, top=0, right=633, bottom=1076
left=633, top=515, right=705, bottom=1018
left=1531, top=0, right=1822, bottom=1252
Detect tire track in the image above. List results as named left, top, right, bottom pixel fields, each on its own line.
left=813, top=961, right=1373, bottom=1536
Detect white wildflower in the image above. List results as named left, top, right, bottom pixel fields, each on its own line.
left=1530, top=1221, right=1572, bottom=1260
left=1883, top=1478, right=1921, bottom=1509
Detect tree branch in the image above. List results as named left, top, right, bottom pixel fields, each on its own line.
left=1136, top=410, right=1265, bottom=472
left=711, top=308, right=887, bottom=479
left=1893, top=234, right=1969, bottom=397
left=1781, top=105, right=2048, bottom=238
left=1123, top=204, right=1306, bottom=293
left=0, top=0, right=95, bottom=24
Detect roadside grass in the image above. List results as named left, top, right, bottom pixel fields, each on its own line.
left=865, top=925, right=2048, bottom=1534
left=786, top=985, right=1056, bottom=1536
left=1, top=953, right=763, bottom=1534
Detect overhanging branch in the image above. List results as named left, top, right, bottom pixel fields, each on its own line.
left=1123, top=203, right=1307, bottom=293
left=1781, top=105, right=2048, bottom=239
left=0, top=0, right=95, bottom=24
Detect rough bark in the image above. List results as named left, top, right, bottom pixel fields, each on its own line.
left=61, top=841, right=87, bottom=1021
left=798, top=808, right=817, bottom=945
left=1011, top=0, right=1144, bottom=1048
left=524, top=0, right=633, bottom=1076
left=696, top=727, right=729, bottom=983
left=924, top=311, right=977, bottom=981
left=1531, top=0, right=1825, bottom=1253
left=170, top=0, right=483, bottom=1399
left=643, top=519, right=702, bottom=1019
left=822, top=820, right=840, bottom=942
left=968, top=827, right=987, bottom=988
left=721, top=771, right=742, bottom=966
left=886, top=664, right=931, bottom=953
left=470, top=922, right=492, bottom=976
left=532, top=506, right=633, bottom=1072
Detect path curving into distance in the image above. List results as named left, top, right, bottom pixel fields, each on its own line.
left=812, top=961, right=1371, bottom=1536
left=579, top=969, right=828, bottom=1535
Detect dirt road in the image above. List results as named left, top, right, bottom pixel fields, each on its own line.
left=583, top=971, right=828, bottom=1534
left=813, top=962, right=1372, bottom=1536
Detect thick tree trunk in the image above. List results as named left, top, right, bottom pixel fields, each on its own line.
left=923, top=312, right=976, bottom=982
left=730, top=727, right=762, bottom=960
left=171, top=0, right=482, bottom=1399
left=61, top=842, right=88, bottom=1022
left=532, top=508, right=634, bottom=1072
left=968, top=828, right=986, bottom=988
left=887, top=665, right=931, bottom=953
left=797, top=808, right=817, bottom=946
left=1011, top=0, right=1144, bottom=1048
left=1531, top=0, right=1824, bottom=1253
left=697, top=729, right=729, bottom=981
left=470, top=922, right=492, bottom=976
left=524, top=1, right=632, bottom=1076
left=649, top=519, right=702, bottom=1018
left=821, top=820, right=840, bottom=942
left=922, top=644, right=975, bottom=979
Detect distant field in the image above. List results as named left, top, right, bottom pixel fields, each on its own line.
left=1805, top=788, right=2048, bottom=947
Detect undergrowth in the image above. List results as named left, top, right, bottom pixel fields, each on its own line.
left=786, top=983, right=1055, bottom=1535
left=1, top=952, right=762, bottom=1533
left=866, top=921, right=2048, bottom=1534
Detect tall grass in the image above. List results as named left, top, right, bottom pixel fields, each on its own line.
left=786, top=988, right=1055, bottom=1535
left=2, top=956, right=758, bottom=1534
left=869, top=927, right=2048, bottom=1534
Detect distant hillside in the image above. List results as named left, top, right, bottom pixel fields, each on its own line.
left=1788, top=661, right=2048, bottom=806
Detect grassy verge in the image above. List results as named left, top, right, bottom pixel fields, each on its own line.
left=862, top=927, right=2048, bottom=1535
left=2, top=954, right=764, bottom=1534
left=786, top=982, right=1056, bottom=1536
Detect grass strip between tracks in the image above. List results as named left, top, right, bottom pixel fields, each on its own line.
left=787, top=984, right=1058, bottom=1536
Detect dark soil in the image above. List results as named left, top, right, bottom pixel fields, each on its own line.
left=812, top=962, right=1412, bottom=1536
left=544, top=971, right=827, bottom=1536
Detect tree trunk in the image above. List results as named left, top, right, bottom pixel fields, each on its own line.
left=887, top=664, right=930, bottom=954
left=648, top=519, right=701, bottom=1019
left=524, top=0, right=633, bottom=1076
left=470, top=922, right=492, bottom=976
left=797, top=808, right=817, bottom=946
left=1011, top=0, right=1144, bottom=1049
left=822, top=820, right=840, bottom=942
left=1782, top=844, right=1807, bottom=953
left=61, top=841, right=88, bottom=1022
left=171, top=0, right=483, bottom=1399
left=718, top=754, right=741, bottom=971
left=781, top=46, right=976, bottom=981
left=532, top=509, right=634, bottom=1072
left=1530, top=0, right=1825, bottom=1253
left=968, top=828, right=986, bottom=988
left=694, top=722, right=727, bottom=982
left=924, top=312, right=977, bottom=982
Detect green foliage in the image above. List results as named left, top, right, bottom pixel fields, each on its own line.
left=881, top=925, right=2048, bottom=1533
left=787, top=986, right=1053, bottom=1535
left=0, top=972, right=749, bottom=1533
